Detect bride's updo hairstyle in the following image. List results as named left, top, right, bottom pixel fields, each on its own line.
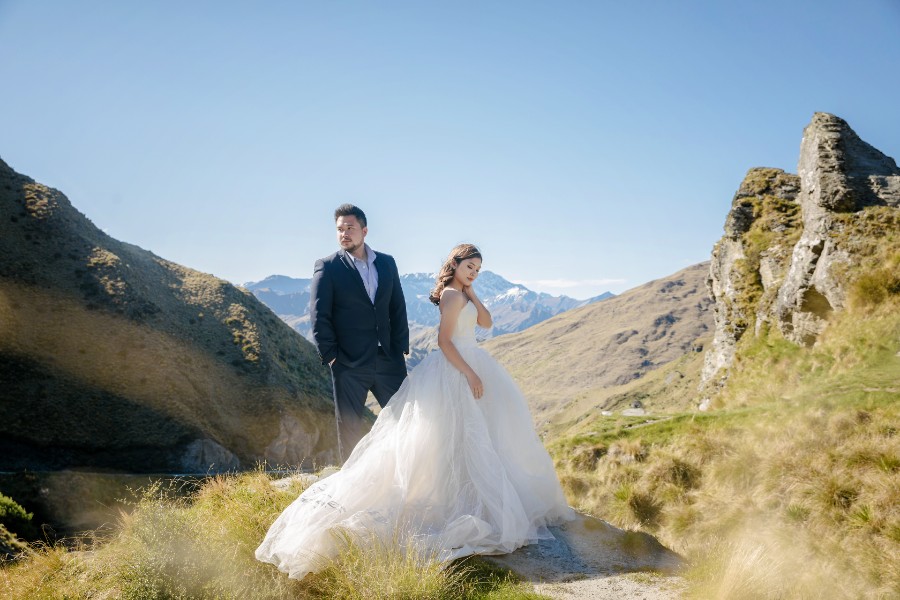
left=429, top=244, right=482, bottom=306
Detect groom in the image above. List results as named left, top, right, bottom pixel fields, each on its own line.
left=310, top=204, right=410, bottom=462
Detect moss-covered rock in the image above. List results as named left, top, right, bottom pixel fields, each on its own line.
left=703, top=168, right=801, bottom=390
left=703, top=114, right=900, bottom=394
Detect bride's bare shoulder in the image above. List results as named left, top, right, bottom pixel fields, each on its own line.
left=439, top=288, right=466, bottom=312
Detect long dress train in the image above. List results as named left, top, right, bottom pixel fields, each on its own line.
left=255, top=301, right=574, bottom=579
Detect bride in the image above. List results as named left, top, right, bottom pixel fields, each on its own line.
left=255, top=243, right=574, bottom=579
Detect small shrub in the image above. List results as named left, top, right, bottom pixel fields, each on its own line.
left=785, top=504, right=810, bottom=523
left=649, top=457, right=701, bottom=490
left=0, top=494, right=37, bottom=540
left=607, top=439, right=647, bottom=464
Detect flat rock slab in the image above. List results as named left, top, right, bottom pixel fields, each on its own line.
left=484, top=513, right=684, bottom=600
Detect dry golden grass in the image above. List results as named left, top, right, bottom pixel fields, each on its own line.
left=552, top=297, right=900, bottom=598
left=548, top=340, right=711, bottom=441
left=0, top=472, right=546, bottom=600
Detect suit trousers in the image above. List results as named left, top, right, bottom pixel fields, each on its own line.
left=330, top=348, right=407, bottom=462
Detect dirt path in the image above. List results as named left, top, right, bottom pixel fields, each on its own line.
left=483, top=513, right=685, bottom=600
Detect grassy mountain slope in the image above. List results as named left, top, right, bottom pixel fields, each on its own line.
left=484, top=262, right=713, bottom=435
left=0, top=158, right=336, bottom=472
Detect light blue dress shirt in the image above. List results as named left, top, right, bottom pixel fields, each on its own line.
left=348, top=244, right=378, bottom=304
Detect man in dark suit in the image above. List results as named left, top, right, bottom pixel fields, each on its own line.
left=310, top=204, right=410, bottom=462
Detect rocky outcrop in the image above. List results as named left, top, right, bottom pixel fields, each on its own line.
left=263, top=414, right=322, bottom=467
left=703, top=113, right=900, bottom=391
left=179, top=439, right=241, bottom=473
left=701, top=168, right=801, bottom=389
left=485, top=512, right=682, bottom=593
left=774, top=113, right=900, bottom=345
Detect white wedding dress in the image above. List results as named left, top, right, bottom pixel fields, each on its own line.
left=255, top=301, right=575, bottom=579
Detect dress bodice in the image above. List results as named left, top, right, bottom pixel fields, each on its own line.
left=451, top=301, right=478, bottom=347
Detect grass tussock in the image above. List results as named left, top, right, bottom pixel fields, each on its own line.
left=0, top=524, right=27, bottom=560
left=552, top=296, right=900, bottom=598
left=0, top=470, right=545, bottom=600
left=313, top=534, right=544, bottom=600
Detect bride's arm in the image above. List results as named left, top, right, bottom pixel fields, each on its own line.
left=464, top=285, right=492, bottom=329
left=437, top=289, right=484, bottom=399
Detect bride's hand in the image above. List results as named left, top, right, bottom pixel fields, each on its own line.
left=466, top=372, right=484, bottom=399
left=464, top=284, right=478, bottom=301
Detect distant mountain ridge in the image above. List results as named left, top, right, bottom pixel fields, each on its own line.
left=484, top=262, right=714, bottom=435
left=243, top=271, right=613, bottom=365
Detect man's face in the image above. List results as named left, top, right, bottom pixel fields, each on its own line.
left=336, top=215, right=367, bottom=255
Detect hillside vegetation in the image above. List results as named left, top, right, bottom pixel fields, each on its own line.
left=550, top=115, right=900, bottom=598
left=0, top=158, right=336, bottom=472
left=552, top=292, right=899, bottom=598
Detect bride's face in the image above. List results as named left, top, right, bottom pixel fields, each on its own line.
left=453, top=258, right=482, bottom=287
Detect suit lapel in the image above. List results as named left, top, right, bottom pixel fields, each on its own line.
left=373, top=254, right=388, bottom=304
left=340, top=251, right=371, bottom=300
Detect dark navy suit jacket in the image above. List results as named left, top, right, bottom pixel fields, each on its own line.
left=310, top=250, right=410, bottom=368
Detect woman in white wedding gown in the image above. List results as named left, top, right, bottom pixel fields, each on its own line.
left=255, top=244, right=574, bottom=579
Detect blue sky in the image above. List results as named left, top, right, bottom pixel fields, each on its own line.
left=2, top=1, right=899, bottom=298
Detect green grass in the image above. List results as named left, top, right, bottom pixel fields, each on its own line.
left=0, top=471, right=548, bottom=600
left=552, top=409, right=762, bottom=459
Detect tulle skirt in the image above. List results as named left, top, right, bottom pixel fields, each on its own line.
left=255, top=343, right=574, bottom=580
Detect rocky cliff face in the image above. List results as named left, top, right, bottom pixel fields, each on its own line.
left=703, top=113, right=900, bottom=392
left=702, top=168, right=802, bottom=389
left=0, top=159, right=337, bottom=472
left=775, top=113, right=900, bottom=344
